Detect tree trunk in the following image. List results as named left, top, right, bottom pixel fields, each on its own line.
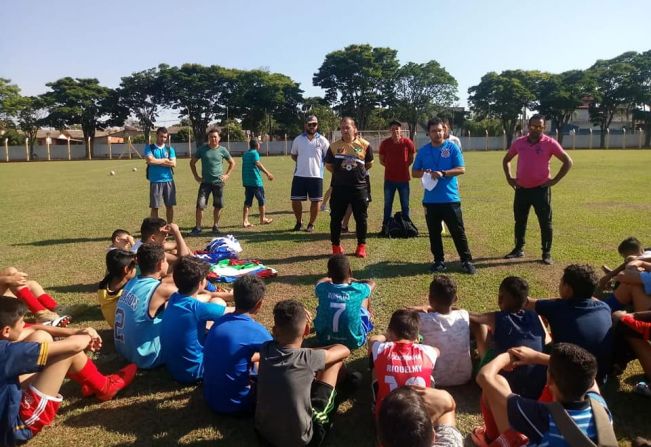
left=599, top=130, right=606, bottom=148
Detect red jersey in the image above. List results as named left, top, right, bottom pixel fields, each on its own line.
left=371, top=341, right=438, bottom=414
left=379, top=137, right=415, bottom=182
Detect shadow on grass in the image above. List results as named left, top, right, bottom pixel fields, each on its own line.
left=270, top=272, right=322, bottom=286
left=49, top=282, right=97, bottom=294
left=263, top=253, right=326, bottom=265
left=65, top=303, right=104, bottom=324
left=362, top=260, right=428, bottom=278
left=13, top=236, right=108, bottom=247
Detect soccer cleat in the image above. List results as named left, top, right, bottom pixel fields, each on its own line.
left=306, top=223, right=315, bottom=233
left=292, top=222, right=303, bottom=231
left=41, top=315, right=72, bottom=328
left=461, top=261, right=477, bottom=275
left=620, top=314, right=651, bottom=341
left=355, top=243, right=367, bottom=258
left=430, top=261, right=447, bottom=273
left=541, top=252, right=553, bottom=265
left=504, top=248, right=524, bottom=259
left=94, top=364, right=137, bottom=402
left=332, top=244, right=344, bottom=255
left=189, top=227, right=202, bottom=236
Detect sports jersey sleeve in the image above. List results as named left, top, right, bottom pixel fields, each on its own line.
left=144, top=145, right=153, bottom=158
left=419, top=344, right=438, bottom=366
left=371, top=341, right=388, bottom=361
left=195, top=301, right=226, bottom=322
left=290, top=137, right=299, bottom=156
left=640, top=272, right=651, bottom=294
left=353, top=282, right=372, bottom=300
left=307, top=348, right=327, bottom=373
left=2, top=341, right=48, bottom=378
left=365, top=145, right=374, bottom=163
left=413, top=149, right=424, bottom=171
left=451, top=143, right=464, bottom=168
left=194, top=146, right=205, bottom=160
left=169, top=147, right=176, bottom=159
left=506, top=394, right=549, bottom=442
left=220, top=147, right=232, bottom=160
left=534, top=299, right=558, bottom=319
left=324, top=148, right=335, bottom=165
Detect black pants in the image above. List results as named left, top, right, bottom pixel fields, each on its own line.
left=330, top=186, right=368, bottom=245
left=513, top=186, right=552, bottom=253
left=424, top=202, right=472, bottom=263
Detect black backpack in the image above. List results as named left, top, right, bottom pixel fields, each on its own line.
left=385, top=212, right=418, bottom=238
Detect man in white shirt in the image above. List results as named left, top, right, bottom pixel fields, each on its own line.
left=290, top=115, right=330, bottom=233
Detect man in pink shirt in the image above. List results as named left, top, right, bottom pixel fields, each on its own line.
left=502, top=114, right=573, bottom=265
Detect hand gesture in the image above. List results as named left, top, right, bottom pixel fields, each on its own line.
left=508, top=346, right=540, bottom=367
left=8, top=271, right=28, bottom=288
left=80, top=327, right=103, bottom=352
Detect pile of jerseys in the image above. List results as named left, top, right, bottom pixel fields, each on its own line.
left=207, top=259, right=277, bottom=283
left=194, top=236, right=277, bottom=283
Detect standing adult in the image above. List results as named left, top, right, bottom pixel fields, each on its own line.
left=145, top=127, right=176, bottom=223
left=290, top=115, right=330, bottom=233
left=325, top=117, right=373, bottom=258
left=502, top=114, right=573, bottom=265
left=412, top=117, right=475, bottom=274
left=189, top=128, right=235, bottom=235
left=379, top=120, right=415, bottom=234
left=443, top=118, right=462, bottom=151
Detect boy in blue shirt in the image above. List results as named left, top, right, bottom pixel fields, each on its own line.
left=203, top=275, right=272, bottom=414
left=145, top=127, right=177, bottom=223
left=242, top=139, right=274, bottom=228
left=0, top=297, right=136, bottom=446
left=314, top=254, right=375, bottom=349
left=160, top=256, right=230, bottom=383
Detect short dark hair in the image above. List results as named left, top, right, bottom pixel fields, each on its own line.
left=173, top=256, right=210, bottom=295
left=499, top=276, right=529, bottom=311
left=529, top=114, right=545, bottom=124
left=618, top=237, right=643, bottom=256
left=561, top=264, right=597, bottom=299
left=549, top=343, right=597, bottom=401
left=389, top=120, right=402, bottom=128
left=273, top=299, right=307, bottom=339
left=249, top=139, right=259, bottom=149
left=101, top=249, right=136, bottom=287
left=388, top=309, right=420, bottom=341
left=426, top=117, right=444, bottom=132
left=233, top=275, right=266, bottom=312
left=140, top=217, right=167, bottom=242
left=0, top=296, right=27, bottom=330
left=156, top=126, right=169, bottom=135
left=111, top=228, right=131, bottom=243
left=208, top=128, right=220, bottom=136
left=340, top=116, right=356, bottom=127
left=137, top=242, right=166, bottom=275
left=327, top=254, right=350, bottom=283
left=378, top=387, right=433, bottom=447
left=429, top=275, right=457, bottom=307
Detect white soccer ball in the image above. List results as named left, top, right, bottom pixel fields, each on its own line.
left=109, top=170, right=116, bottom=176
left=132, top=167, right=138, bottom=172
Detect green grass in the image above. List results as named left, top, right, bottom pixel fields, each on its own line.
left=1, top=150, right=650, bottom=446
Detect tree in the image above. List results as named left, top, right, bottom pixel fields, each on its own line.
left=14, top=96, right=48, bottom=152
left=392, top=61, right=458, bottom=139
left=468, top=71, right=537, bottom=148
left=301, top=97, right=339, bottom=137
left=537, top=70, right=589, bottom=144
left=586, top=52, right=639, bottom=148
left=161, top=64, right=236, bottom=147
left=117, top=66, right=166, bottom=144
left=631, top=50, right=651, bottom=146
left=313, top=44, right=399, bottom=130
left=42, top=78, right=126, bottom=157
left=0, top=78, right=22, bottom=132
left=219, top=119, right=246, bottom=142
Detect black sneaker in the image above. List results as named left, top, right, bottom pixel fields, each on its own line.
left=430, top=261, right=447, bottom=273
left=305, top=223, right=314, bottom=233
left=292, top=222, right=302, bottom=231
left=504, top=248, right=524, bottom=259
left=461, top=261, right=477, bottom=275
left=378, top=225, right=387, bottom=237
left=211, top=225, right=221, bottom=235
left=189, top=227, right=202, bottom=236
left=542, top=252, right=553, bottom=265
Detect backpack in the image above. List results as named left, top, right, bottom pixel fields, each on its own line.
left=544, top=397, right=617, bottom=447
left=385, top=212, right=418, bottom=238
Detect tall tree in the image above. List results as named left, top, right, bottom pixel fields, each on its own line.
left=301, top=97, right=339, bottom=137
left=117, top=66, right=166, bottom=144
left=42, top=77, right=126, bottom=157
left=161, top=64, right=236, bottom=147
left=392, top=60, right=458, bottom=139
left=313, top=44, right=399, bottom=130
left=14, top=96, right=48, bottom=152
left=537, top=70, right=589, bottom=144
left=468, top=71, right=537, bottom=148
left=631, top=50, right=651, bottom=146
left=0, top=78, right=21, bottom=129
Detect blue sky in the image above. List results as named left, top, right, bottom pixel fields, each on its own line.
left=2, top=0, right=650, bottom=124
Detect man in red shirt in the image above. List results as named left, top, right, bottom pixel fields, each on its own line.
left=379, top=121, right=415, bottom=234
left=502, top=115, right=573, bottom=265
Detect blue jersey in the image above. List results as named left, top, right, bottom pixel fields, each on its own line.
left=412, top=140, right=464, bottom=204
left=0, top=340, right=48, bottom=445
left=242, top=149, right=263, bottom=187
left=160, top=292, right=226, bottom=383
left=314, top=281, right=372, bottom=349
left=203, top=313, right=272, bottom=413
left=114, top=276, right=164, bottom=369
left=144, top=144, right=176, bottom=183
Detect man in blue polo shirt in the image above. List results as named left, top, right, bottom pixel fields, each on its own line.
left=412, top=117, right=475, bottom=274
left=145, top=127, right=177, bottom=223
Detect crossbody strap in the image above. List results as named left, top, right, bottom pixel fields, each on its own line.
left=545, top=402, right=596, bottom=447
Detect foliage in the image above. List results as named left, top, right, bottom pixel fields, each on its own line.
left=14, top=96, right=48, bottom=151
left=0, top=78, right=21, bottom=124
left=313, top=44, right=399, bottom=130
left=392, top=60, right=458, bottom=139
left=461, top=117, right=504, bottom=136
left=171, top=126, right=193, bottom=143
left=116, top=66, right=166, bottom=144
left=219, top=119, right=246, bottom=142
left=301, top=97, right=339, bottom=137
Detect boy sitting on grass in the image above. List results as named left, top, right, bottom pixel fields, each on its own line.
left=203, top=275, right=272, bottom=414
left=160, top=256, right=231, bottom=383
left=314, top=254, right=376, bottom=349
left=255, top=299, right=352, bottom=447
left=108, top=228, right=135, bottom=252
left=599, top=236, right=651, bottom=291
left=369, top=309, right=438, bottom=416
left=0, top=296, right=136, bottom=445
left=242, top=139, right=274, bottom=228
left=412, top=275, right=472, bottom=386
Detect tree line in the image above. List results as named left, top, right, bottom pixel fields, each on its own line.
left=1, top=44, right=649, bottom=156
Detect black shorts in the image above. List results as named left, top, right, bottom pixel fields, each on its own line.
left=291, top=176, right=323, bottom=202
left=197, top=182, right=224, bottom=209
left=308, top=380, right=336, bottom=446
left=244, top=186, right=266, bottom=207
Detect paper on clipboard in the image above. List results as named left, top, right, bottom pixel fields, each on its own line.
left=421, top=174, right=438, bottom=191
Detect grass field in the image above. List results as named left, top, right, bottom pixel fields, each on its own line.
left=1, top=149, right=650, bottom=446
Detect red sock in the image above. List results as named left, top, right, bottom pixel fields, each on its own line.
left=37, top=293, right=58, bottom=311
left=480, top=394, right=500, bottom=441
left=14, top=287, right=46, bottom=313
left=68, top=358, right=108, bottom=393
